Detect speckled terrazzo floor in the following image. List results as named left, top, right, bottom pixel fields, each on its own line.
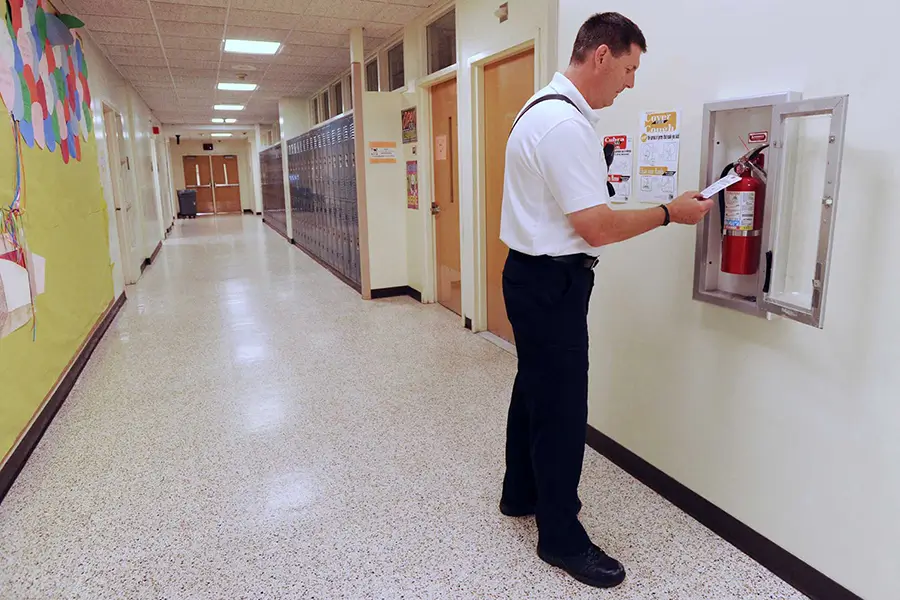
left=0, top=216, right=808, bottom=600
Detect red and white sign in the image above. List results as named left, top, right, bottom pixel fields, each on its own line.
left=748, top=131, right=769, bottom=144
left=603, top=135, right=628, bottom=150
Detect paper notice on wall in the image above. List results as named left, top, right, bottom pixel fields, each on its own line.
left=435, top=135, right=448, bottom=161
left=603, top=135, right=633, bottom=203
left=637, top=110, right=681, bottom=203
left=368, top=142, right=397, bottom=164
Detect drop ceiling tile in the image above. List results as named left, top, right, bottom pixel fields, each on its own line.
left=150, top=2, right=227, bottom=24
left=373, top=3, right=427, bottom=24
left=361, top=22, right=401, bottom=38
left=161, top=36, right=223, bottom=52
left=90, top=32, right=161, bottom=47
left=280, top=44, right=350, bottom=60
left=65, top=0, right=152, bottom=18
left=153, top=0, right=229, bottom=6
left=166, top=58, right=221, bottom=70
left=104, top=45, right=167, bottom=59
left=119, top=66, right=172, bottom=79
left=274, top=53, right=346, bottom=68
left=112, top=56, right=170, bottom=68
left=134, top=80, right=176, bottom=89
left=287, top=31, right=347, bottom=48
left=157, top=20, right=225, bottom=39
left=305, top=0, right=382, bottom=21
left=292, top=15, right=359, bottom=35
left=383, top=0, right=437, bottom=6
left=177, top=88, right=217, bottom=98
left=230, top=0, right=311, bottom=13
left=224, top=25, right=287, bottom=43
left=169, top=50, right=222, bottom=63
left=227, top=9, right=299, bottom=29
left=84, top=16, right=157, bottom=35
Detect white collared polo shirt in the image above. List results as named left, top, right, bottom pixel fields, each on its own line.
left=500, top=72, right=608, bottom=258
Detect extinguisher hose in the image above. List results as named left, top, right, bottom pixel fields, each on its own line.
left=718, top=163, right=735, bottom=231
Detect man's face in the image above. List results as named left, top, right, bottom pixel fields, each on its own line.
left=588, top=43, right=641, bottom=109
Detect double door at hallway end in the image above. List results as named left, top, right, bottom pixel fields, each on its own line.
left=183, top=154, right=243, bottom=215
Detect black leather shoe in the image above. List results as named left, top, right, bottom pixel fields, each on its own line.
left=537, top=543, right=626, bottom=589
left=499, top=499, right=582, bottom=517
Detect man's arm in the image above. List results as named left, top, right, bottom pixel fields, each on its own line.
left=567, top=192, right=713, bottom=247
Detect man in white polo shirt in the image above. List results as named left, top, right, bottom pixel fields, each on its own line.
left=498, top=12, right=712, bottom=589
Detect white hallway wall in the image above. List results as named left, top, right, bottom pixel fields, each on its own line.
left=557, top=1, right=900, bottom=599
left=83, top=32, right=165, bottom=296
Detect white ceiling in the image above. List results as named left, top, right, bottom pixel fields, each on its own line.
left=57, top=0, right=438, bottom=125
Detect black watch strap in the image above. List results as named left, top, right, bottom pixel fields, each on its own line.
left=660, top=204, right=670, bottom=226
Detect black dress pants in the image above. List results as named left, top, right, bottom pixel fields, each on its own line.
left=500, top=249, right=595, bottom=556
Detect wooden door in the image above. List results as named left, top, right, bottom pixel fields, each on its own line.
left=432, top=78, right=461, bottom=315
left=212, top=155, right=242, bottom=214
left=484, top=49, right=535, bottom=343
left=183, top=155, right=215, bottom=214
left=103, top=106, right=141, bottom=284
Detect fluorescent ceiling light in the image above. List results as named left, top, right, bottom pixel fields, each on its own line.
left=211, top=118, right=225, bottom=123
left=214, top=104, right=244, bottom=111
left=224, top=39, right=280, bottom=55
left=225, top=118, right=237, bottom=124
left=217, top=82, right=258, bottom=91
left=211, top=133, right=232, bottom=138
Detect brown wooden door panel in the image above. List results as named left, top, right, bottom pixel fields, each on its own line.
left=183, top=155, right=215, bottom=214
left=432, top=77, right=461, bottom=316
left=484, top=49, right=535, bottom=344
left=212, top=155, right=242, bottom=213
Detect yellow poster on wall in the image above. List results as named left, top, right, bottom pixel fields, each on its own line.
left=0, top=0, right=114, bottom=465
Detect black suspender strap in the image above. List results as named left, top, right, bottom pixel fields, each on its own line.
left=509, top=94, right=580, bottom=135
left=508, top=92, right=617, bottom=198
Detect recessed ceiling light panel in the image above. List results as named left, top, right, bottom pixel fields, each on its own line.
left=217, top=82, right=258, bottom=91
left=224, top=39, right=280, bottom=55
left=214, top=104, right=244, bottom=111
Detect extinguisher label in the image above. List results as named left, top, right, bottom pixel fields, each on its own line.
left=724, top=191, right=755, bottom=230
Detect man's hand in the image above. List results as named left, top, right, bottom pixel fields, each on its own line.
left=668, top=191, right=714, bottom=225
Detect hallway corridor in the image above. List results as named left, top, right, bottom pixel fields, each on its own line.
left=0, top=217, right=806, bottom=599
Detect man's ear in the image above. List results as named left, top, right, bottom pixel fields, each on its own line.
left=594, top=44, right=609, bottom=66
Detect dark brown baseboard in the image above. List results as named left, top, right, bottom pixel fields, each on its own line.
left=141, top=241, right=163, bottom=273
left=370, top=286, right=422, bottom=302
left=585, top=426, right=861, bottom=600
left=0, top=293, right=127, bottom=504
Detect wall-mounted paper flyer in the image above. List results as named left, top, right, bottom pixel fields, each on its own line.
left=603, top=135, right=633, bottom=203
left=637, top=110, right=681, bottom=203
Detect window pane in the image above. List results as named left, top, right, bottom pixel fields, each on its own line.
left=427, top=9, right=456, bottom=74
left=322, top=92, right=330, bottom=120
left=312, top=98, right=319, bottom=124
left=388, top=44, right=404, bottom=91
left=365, top=60, right=379, bottom=91
left=334, top=82, right=343, bottom=114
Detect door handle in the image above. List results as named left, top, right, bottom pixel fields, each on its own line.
left=431, top=203, right=441, bottom=215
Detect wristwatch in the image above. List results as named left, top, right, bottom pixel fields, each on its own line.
left=659, top=204, right=670, bottom=226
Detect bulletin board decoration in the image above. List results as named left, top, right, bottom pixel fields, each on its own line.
left=0, top=117, right=44, bottom=340
left=0, top=0, right=92, bottom=164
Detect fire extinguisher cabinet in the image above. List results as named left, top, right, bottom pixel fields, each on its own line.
left=692, top=91, right=849, bottom=329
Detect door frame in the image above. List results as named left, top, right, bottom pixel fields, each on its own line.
left=469, top=32, right=546, bottom=333
left=102, top=102, right=139, bottom=285
left=415, top=63, right=458, bottom=310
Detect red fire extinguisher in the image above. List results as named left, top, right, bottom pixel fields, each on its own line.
left=719, top=145, right=768, bottom=275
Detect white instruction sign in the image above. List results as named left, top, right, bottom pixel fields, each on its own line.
left=603, top=135, right=633, bottom=203
left=637, top=110, right=681, bottom=204
left=700, top=172, right=742, bottom=199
